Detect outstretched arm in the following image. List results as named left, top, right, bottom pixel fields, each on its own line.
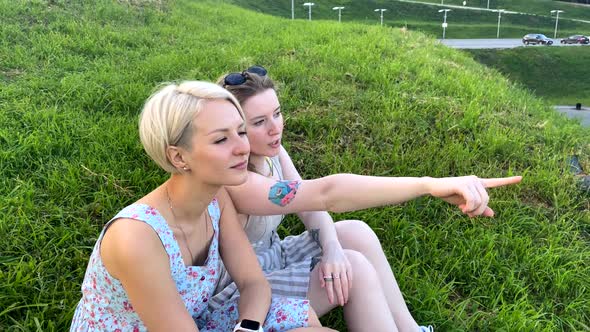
left=226, top=168, right=522, bottom=218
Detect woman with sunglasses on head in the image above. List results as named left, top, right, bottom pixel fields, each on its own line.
left=212, top=66, right=522, bottom=332
left=70, top=81, right=335, bottom=332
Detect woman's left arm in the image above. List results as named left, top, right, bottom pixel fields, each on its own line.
left=217, top=187, right=271, bottom=325
left=278, top=146, right=352, bottom=306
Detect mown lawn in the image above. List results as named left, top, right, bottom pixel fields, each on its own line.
left=227, top=0, right=590, bottom=38
left=1, top=0, right=589, bottom=331
left=467, top=47, right=590, bottom=106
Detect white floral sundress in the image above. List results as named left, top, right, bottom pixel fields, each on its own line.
left=70, top=202, right=311, bottom=331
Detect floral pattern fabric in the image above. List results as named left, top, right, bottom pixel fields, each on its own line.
left=70, top=202, right=310, bottom=331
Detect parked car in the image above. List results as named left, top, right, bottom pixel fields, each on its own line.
left=522, top=34, right=553, bottom=45
left=560, top=35, right=590, bottom=44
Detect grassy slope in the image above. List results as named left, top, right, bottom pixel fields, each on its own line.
left=420, top=0, right=590, bottom=20
left=227, top=0, right=590, bottom=38
left=1, top=0, right=589, bottom=331
left=466, top=47, right=590, bottom=106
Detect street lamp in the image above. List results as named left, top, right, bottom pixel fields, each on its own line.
left=303, top=2, right=315, bottom=21
left=487, top=0, right=490, bottom=9
left=332, top=6, right=345, bottom=23
left=438, top=9, right=451, bottom=39
left=494, top=9, right=505, bottom=38
left=550, top=10, right=564, bottom=39
left=374, top=8, right=387, bottom=26
left=291, top=0, right=294, bottom=20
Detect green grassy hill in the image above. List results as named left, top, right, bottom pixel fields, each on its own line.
left=1, top=0, right=589, bottom=331
left=228, top=0, right=590, bottom=38
left=467, top=47, right=590, bottom=106
left=420, top=0, right=590, bottom=20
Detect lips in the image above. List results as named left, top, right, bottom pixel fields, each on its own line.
left=269, top=139, right=281, bottom=149
left=231, top=160, right=248, bottom=170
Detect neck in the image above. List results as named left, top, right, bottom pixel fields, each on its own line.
left=164, top=173, right=218, bottom=223
left=249, top=153, right=268, bottom=175
left=250, top=154, right=273, bottom=176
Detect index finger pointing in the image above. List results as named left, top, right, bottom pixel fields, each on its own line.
left=482, top=176, right=522, bottom=188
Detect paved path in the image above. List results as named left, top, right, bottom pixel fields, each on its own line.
left=554, top=105, right=590, bottom=127
left=439, top=39, right=590, bottom=49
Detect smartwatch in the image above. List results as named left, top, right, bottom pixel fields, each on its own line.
left=233, top=319, right=263, bottom=332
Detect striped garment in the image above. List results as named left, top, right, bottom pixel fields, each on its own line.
left=209, top=156, right=323, bottom=311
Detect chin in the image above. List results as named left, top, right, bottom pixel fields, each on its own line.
left=266, top=147, right=280, bottom=157
left=224, top=173, right=249, bottom=186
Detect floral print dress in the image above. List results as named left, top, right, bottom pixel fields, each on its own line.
left=70, top=202, right=311, bottom=332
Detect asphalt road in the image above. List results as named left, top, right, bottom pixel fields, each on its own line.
left=554, top=105, right=590, bottom=127
left=439, top=39, right=590, bottom=49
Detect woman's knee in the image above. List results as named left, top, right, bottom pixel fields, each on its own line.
left=336, top=220, right=381, bottom=251
left=343, top=249, right=379, bottom=287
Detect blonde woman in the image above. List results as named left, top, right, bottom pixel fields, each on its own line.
left=213, top=66, right=521, bottom=332
left=70, top=81, right=332, bottom=332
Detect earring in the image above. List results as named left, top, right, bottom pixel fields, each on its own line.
left=182, top=166, right=189, bottom=171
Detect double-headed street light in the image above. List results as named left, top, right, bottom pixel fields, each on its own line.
left=550, top=10, right=564, bottom=39
left=374, top=8, right=387, bottom=26
left=333, top=6, right=345, bottom=23
left=495, top=9, right=505, bottom=38
left=438, top=9, right=451, bottom=39
left=303, top=2, right=315, bottom=21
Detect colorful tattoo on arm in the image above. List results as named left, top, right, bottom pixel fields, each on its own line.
left=268, top=180, right=301, bottom=207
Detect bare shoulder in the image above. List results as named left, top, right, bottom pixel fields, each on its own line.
left=101, top=218, right=167, bottom=278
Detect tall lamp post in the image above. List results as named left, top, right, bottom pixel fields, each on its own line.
left=291, top=0, right=294, bottom=20
left=332, top=7, right=345, bottom=22
left=550, top=10, right=564, bottom=39
left=374, top=8, right=387, bottom=26
left=487, top=0, right=490, bottom=9
left=438, top=9, right=451, bottom=39
left=303, top=2, right=315, bottom=21
left=495, top=9, right=505, bottom=38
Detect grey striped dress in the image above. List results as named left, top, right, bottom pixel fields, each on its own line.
left=209, top=156, right=323, bottom=311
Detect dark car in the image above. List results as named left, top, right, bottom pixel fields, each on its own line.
left=560, top=35, right=589, bottom=44
left=522, top=34, right=553, bottom=45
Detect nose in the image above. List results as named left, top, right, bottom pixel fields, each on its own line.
left=234, top=134, right=250, bottom=156
left=268, top=117, right=281, bottom=135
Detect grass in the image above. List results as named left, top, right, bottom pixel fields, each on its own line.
left=419, top=0, right=590, bottom=21
left=227, top=0, right=590, bottom=38
left=1, top=0, right=589, bottom=331
left=466, top=47, right=590, bottom=106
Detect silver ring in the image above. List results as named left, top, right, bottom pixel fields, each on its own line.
left=323, top=276, right=333, bottom=282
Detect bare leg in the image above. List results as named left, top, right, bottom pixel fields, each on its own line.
left=335, top=220, right=420, bottom=332
left=307, top=249, right=399, bottom=332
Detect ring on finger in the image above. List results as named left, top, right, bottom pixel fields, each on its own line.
left=323, top=275, right=334, bottom=282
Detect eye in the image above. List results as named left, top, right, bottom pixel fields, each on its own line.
left=273, top=110, right=282, bottom=118
left=239, top=131, right=248, bottom=136
left=253, top=119, right=264, bottom=126
left=214, top=137, right=227, bottom=144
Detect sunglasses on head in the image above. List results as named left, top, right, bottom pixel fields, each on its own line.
left=223, top=65, right=268, bottom=86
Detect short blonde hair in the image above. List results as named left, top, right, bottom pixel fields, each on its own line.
left=139, top=81, right=244, bottom=173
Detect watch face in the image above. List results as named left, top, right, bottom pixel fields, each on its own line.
left=241, top=319, right=260, bottom=330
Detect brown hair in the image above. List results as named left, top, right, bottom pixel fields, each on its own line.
left=216, top=71, right=277, bottom=175
left=216, top=72, right=276, bottom=106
